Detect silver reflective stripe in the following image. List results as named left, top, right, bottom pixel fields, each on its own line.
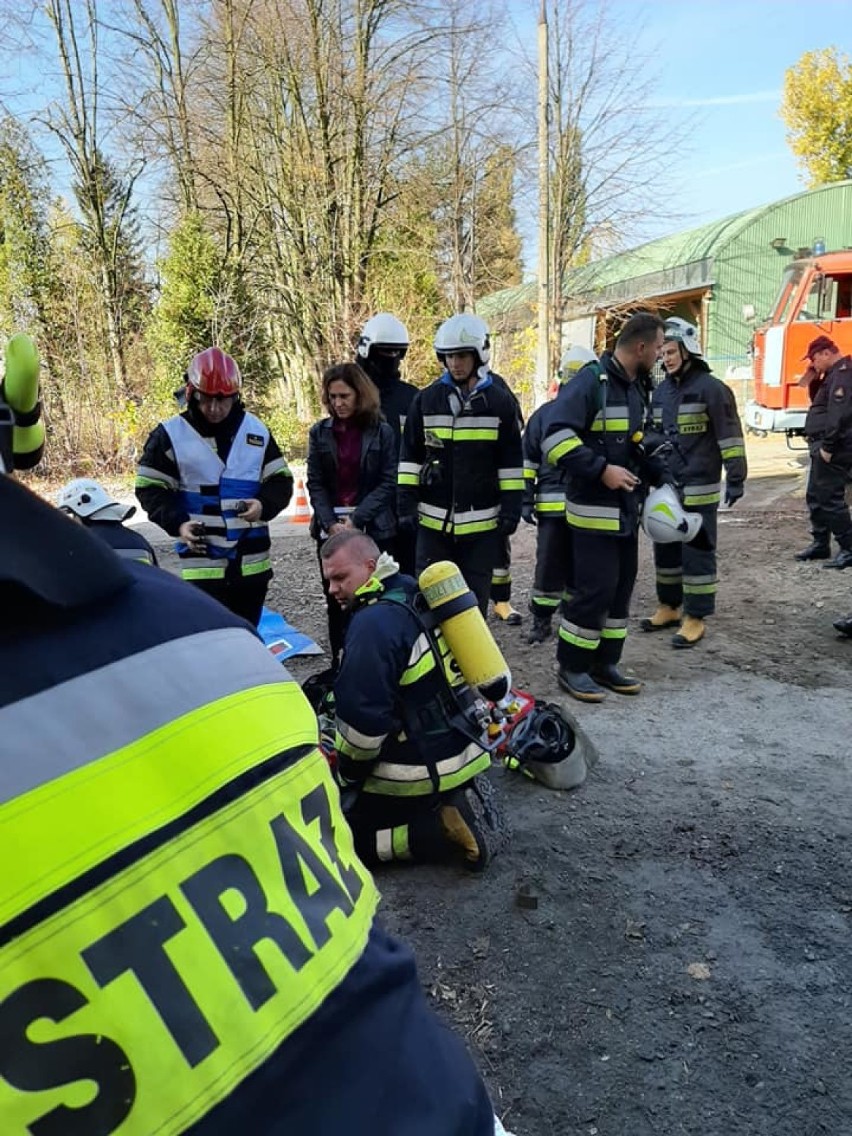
left=684, top=482, right=721, bottom=496
left=456, top=415, right=500, bottom=429
left=376, top=829, right=394, bottom=862
left=137, top=464, right=178, bottom=488
left=565, top=502, right=621, bottom=521
left=0, top=628, right=292, bottom=806
left=337, top=719, right=387, bottom=751
left=679, top=402, right=706, bottom=414
left=373, top=741, right=485, bottom=783
left=262, top=456, right=290, bottom=478
left=423, top=415, right=455, bottom=429
left=498, top=467, right=524, bottom=480
left=453, top=505, right=500, bottom=524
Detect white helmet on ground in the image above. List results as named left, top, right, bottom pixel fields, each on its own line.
left=664, top=317, right=702, bottom=356
left=434, top=313, right=491, bottom=365
left=558, top=345, right=598, bottom=381
left=641, top=485, right=703, bottom=544
left=356, top=313, right=410, bottom=360
left=57, top=478, right=135, bottom=522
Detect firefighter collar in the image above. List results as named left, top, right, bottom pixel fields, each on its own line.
left=354, top=552, right=401, bottom=602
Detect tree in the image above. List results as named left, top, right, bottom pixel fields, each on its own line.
left=0, top=117, right=53, bottom=333
left=781, top=48, right=852, bottom=186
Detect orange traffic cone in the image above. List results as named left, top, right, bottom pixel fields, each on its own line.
left=287, top=477, right=312, bottom=524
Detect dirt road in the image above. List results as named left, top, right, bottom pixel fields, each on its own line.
left=139, top=436, right=852, bottom=1135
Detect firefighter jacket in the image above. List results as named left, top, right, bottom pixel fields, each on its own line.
left=804, top=372, right=830, bottom=440
left=542, top=352, right=661, bottom=536
left=136, top=403, right=292, bottom=582
left=306, top=417, right=398, bottom=542
left=398, top=373, right=524, bottom=538
left=648, top=360, right=747, bottom=507
left=523, top=401, right=567, bottom=517
left=822, top=355, right=852, bottom=461
left=85, top=518, right=158, bottom=565
left=334, top=564, right=491, bottom=797
left=0, top=478, right=495, bottom=1135
left=360, top=355, right=419, bottom=452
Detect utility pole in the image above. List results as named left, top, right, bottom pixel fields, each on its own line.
left=536, top=0, right=550, bottom=407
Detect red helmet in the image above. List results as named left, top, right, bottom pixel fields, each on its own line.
left=186, top=347, right=241, bottom=397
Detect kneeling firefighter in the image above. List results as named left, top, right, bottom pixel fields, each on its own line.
left=2, top=337, right=507, bottom=1135
left=319, top=528, right=511, bottom=871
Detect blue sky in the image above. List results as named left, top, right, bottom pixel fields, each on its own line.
left=597, top=0, right=852, bottom=240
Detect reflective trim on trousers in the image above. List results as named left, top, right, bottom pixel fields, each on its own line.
left=558, top=620, right=600, bottom=651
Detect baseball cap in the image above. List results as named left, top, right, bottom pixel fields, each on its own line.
left=803, top=335, right=838, bottom=360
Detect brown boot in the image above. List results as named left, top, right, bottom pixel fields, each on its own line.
left=640, top=604, right=681, bottom=632
left=672, top=616, right=705, bottom=649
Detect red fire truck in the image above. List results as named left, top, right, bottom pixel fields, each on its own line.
left=746, top=250, right=852, bottom=437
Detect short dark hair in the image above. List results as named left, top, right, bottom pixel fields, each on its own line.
left=319, top=528, right=380, bottom=561
left=321, top=362, right=381, bottom=427
left=616, top=312, right=666, bottom=349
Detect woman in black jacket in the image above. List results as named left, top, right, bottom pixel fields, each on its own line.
left=307, top=362, right=398, bottom=663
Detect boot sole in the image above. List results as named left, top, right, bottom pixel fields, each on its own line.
left=639, top=618, right=680, bottom=632
left=592, top=678, right=642, bottom=695
left=556, top=676, right=606, bottom=703
left=671, top=634, right=704, bottom=649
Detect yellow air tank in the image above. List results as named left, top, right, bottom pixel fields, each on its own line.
left=3, top=333, right=44, bottom=469
left=418, top=560, right=512, bottom=703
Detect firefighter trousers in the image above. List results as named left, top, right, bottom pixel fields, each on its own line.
left=557, top=530, right=638, bottom=672
left=490, top=534, right=514, bottom=604
left=812, top=456, right=852, bottom=549
left=805, top=440, right=832, bottom=544
left=530, top=517, right=573, bottom=618
left=416, top=528, right=500, bottom=614
left=653, top=505, right=719, bottom=619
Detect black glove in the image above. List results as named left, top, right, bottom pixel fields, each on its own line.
left=397, top=515, right=418, bottom=535
left=725, top=483, right=744, bottom=508
left=497, top=515, right=519, bottom=537
left=521, top=502, right=537, bottom=526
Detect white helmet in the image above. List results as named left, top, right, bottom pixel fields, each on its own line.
left=356, top=313, right=410, bottom=360
left=434, top=313, right=491, bottom=365
left=641, top=485, right=703, bottom=544
left=558, top=345, right=598, bottom=381
left=664, top=317, right=702, bottom=356
left=57, top=478, right=134, bottom=522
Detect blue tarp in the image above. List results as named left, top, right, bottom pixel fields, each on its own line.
left=258, top=607, right=323, bottom=661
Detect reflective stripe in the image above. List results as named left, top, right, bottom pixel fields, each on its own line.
left=262, top=455, right=291, bottom=479
left=398, top=461, right=422, bottom=486
left=182, top=564, right=227, bottom=580
left=0, top=628, right=290, bottom=808
left=679, top=402, right=706, bottom=414
left=523, top=460, right=537, bottom=478
left=417, top=502, right=500, bottom=536
left=683, top=573, right=717, bottom=596
left=590, top=407, right=629, bottom=432
left=491, top=567, right=511, bottom=585
left=601, top=617, right=627, bottom=640
left=392, top=825, right=411, bottom=860
left=376, top=829, right=394, bottom=862
left=336, top=718, right=387, bottom=761
left=498, top=467, right=524, bottom=481
left=543, top=429, right=581, bottom=464
left=111, top=547, right=155, bottom=564
left=369, top=742, right=489, bottom=795
left=565, top=503, right=621, bottom=532
left=683, top=482, right=721, bottom=506
left=531, top=590, right=561, bottom=608
left=136, top=464, right=178, bottom=489
left=558, top=620, right=600, bottom=650
left=422, top=415, right=455, bottom=429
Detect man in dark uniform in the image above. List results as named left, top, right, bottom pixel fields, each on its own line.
left=808, top=336, right=852, bottom=570
left=542, top=312, right=666, bottom=702
left=356, top=312, right=419, bottom=575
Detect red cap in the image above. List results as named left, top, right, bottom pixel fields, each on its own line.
left=187, top=347, right=241, bottom=396
left=803, top=335, right=839, bottom=361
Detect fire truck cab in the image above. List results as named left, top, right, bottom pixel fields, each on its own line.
left=746, top=250, right=852, bottom=437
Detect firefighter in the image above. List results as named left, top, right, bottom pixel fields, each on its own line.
left=809, top=336, right=852, bottom=571
left=356, top=312, right=419, bottom=574
left=136, top=346, right=293, bottom=626
left=543, top=312, right=667, bottom=702
left=489, top=370, right=525, bottom=625
left=57, top=477, right=158, bottom=565
left=523, top=346, right=598, bottom=644
left=640, top=318, right=747, bottom=647
left=0, top=361, right=503, bottom=1136
left=796, top=337, right=837, bottom=561
left=320, top=528, right=508, bottom=871
left=398, top=313, right=524, bottom=614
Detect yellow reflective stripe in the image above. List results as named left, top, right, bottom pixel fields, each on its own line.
left=2, top=683, right=316, bottom=923
left=589, top=417, right=629, bottom=432
left=677, top=413, right=708, bottom=424
left=450, top=517, right=498, bottom=535
left=499, top=479, right=525, bottom=491
left=392, top=825, right=411, bottom=860
left=683, top=493, right=721, bottom=506
left=182, top=566, right=227, bottom=580
left=453, top=429, right=499, bottom=441
left=558, top=623, right=599, bottom=650
left=1, top=751, right=377, bottom=1135
left=366, top=750, right=490, bottom=797
left=536, top=501, right=565, bottom=514
left=136, top=475, right=174, bottom=489
left=400, top=649, right=437, bottom=685
left=241, top=557, right=271, bottom=577
left=565, top=508, right=620, bottom=532
left=600, top=626, right=627, bottom=640
left=398, top=473, right=419, bottom=486
left=683, top=583, right=717, bottom=594
left=721, top=446, right=745, bottom=458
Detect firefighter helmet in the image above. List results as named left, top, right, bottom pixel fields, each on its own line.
left=356, top=313, right=410, bottom=360
left=663, top=318, right=702, bottom=356
left=57, top=478, right=135, bottom=522
left=186, top=347, right=242, bottom=396
left=434, top=313, right=491, bottom=365
left=558, top=345, right=598, bottom=381
left=641, top=484, right=703, bottom=543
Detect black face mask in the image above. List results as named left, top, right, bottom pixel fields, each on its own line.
left=364, top=351, right=402, bottom=385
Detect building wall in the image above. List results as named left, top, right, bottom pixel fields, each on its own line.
left=711, top=182, right=852, bottom=369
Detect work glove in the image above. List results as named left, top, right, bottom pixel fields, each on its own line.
left=724, top=483, right=744, bottom=508
left=521, top=502, right=537, bottom=526
left=497, top=515, right=519, bottom=537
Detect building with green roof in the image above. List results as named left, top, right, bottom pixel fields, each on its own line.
left=480, top=181, right=852, bottom=374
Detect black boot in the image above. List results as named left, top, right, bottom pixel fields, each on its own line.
left=591, top=663, right=642, bottom=695
left=795, top=540, right=831, bottom=561
left=527, top=614, right=552, bottom=644
left=556, top=668, right=606, bottom=703
left=833, top=614, right=852, bottom=637
left=823, top=549, right=852, bottom=570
